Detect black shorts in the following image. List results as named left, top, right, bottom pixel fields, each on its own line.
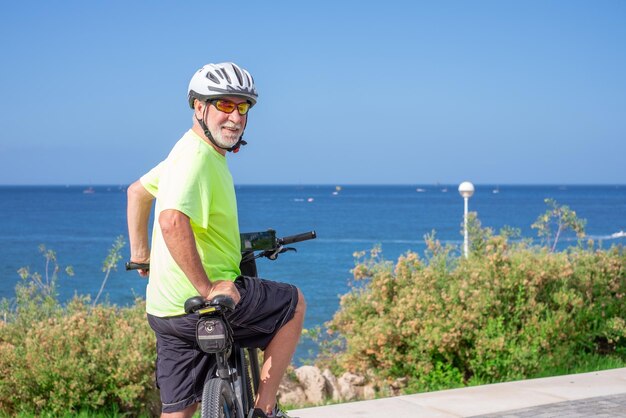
left=147, top=276, right=299, bottom=413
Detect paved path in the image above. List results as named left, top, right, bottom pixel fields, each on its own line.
left=473, top=393, right=626, bottom=417
left=289, top=368, right=626, bottom=417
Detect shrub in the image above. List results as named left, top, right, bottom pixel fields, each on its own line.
left=531, top=198, right=587, bottom=252
left=320, top=213, right=626, bottom=394
left=0, top=245, right=158, bottom=416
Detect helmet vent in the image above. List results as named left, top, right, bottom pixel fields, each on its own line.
left=205, top=71, right=220, bottom=84
left=220, top=68, right=231, bottom=84
left=232, top=64, right=243, bottom=85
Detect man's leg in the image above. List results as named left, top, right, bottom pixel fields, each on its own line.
left=255, top=289, right=306, bottom=413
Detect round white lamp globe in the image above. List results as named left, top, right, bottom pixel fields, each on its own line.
left=458, top=181, right=475, bottom=198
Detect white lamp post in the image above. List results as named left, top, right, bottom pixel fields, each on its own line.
left=458, top=181, right=475, bottom=259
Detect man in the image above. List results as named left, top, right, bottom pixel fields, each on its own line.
left=127, top=62, right=305, bottom=418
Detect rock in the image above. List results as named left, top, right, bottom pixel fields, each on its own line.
left=338, top=372, right=360, bottom=401
left=278, top=368, right=377, bottom=406
left=277, top=374, right=306, bottom=406
left=362, top=384, right=376, bottom=400
left=295, top=365, right=326, bottom=404
left=337, top=372, right=374, bottom=401
left=343, top=372, right=366, bottom=386
left=322, top=368, right=341, bottom=401
left=390, top=376, right=409, bottom=389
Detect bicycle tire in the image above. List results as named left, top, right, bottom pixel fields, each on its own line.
left=201, top=378, right=237, bottom=418
left=242, top=350, right=255, bottom=412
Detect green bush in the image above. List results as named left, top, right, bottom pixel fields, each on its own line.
left=320, top=212, right=626, bottom=394
left=0, top=245, right=158, bottom=417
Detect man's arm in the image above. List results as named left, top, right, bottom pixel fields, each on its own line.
left=127, top=180, right=155, bottom=277
left=159, top=209, right=241, bottom=303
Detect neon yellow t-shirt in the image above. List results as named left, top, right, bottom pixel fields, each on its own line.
left=140, top=129, right=241, bottom=317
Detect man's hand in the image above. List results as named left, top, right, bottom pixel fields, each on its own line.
left=129, top=258, right=150, bottom=277
left=207, top=280, right=241, bottom=305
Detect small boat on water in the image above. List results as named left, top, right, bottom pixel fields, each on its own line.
left=83, top=187, right=95, bottom=194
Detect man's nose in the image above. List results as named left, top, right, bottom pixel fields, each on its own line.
left=228, top=109, right=245, bottom=123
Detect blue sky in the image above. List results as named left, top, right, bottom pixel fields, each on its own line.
left=1, top=1, right=624, bottom=185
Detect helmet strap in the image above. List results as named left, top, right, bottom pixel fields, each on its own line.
left=196, top=102, right=248, bottom=153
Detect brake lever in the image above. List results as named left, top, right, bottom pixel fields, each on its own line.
left=264, top=245, right=282, bottom=260
left=260, top=246, right=298, bottom=260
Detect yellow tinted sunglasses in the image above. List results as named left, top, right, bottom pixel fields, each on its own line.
left=209, top=99, right=251, bottom=115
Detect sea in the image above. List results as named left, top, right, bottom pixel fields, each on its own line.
left=1, top=185, right=625, bottom=362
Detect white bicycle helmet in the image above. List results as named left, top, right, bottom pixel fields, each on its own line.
left=188, top=62, right=258, bottom=108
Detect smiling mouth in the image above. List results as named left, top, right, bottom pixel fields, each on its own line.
left=222, top=125, right=241, bottom=133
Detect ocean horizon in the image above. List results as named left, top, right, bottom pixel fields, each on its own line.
left=2, top=183, right=625, bottom=187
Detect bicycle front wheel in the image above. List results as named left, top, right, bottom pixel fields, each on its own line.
left=241, top=349, right=256, bottom=413
left=201, top=378, right=237, bottom=418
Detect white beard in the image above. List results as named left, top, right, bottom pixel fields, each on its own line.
left=210, top=123, right=242, bottom=149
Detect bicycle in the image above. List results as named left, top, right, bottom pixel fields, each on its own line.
left=126, top=229, right=316, bottom=418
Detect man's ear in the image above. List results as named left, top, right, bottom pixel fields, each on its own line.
left=193, top=99, right=205, bottom=116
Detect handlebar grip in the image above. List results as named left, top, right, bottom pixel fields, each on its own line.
left=125, top=262, right=150, bottom=271
left=279, top=231, right=317, bottom=245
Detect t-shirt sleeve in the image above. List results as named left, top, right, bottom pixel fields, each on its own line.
left=155, top=146, right=211, bottom=229
left=140, top=160, right=165, bottom=197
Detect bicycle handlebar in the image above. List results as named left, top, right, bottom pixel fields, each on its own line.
left=125, top=262, right=150, bottom=271
left=279, top=231, right=317, bottom=245
left=126, top=230, right=316, bottom=271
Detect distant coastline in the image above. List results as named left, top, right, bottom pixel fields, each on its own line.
left=0, top=183, right=625, bottom=188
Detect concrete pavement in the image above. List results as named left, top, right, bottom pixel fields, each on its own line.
left=289, top=367, right=626, bottom=417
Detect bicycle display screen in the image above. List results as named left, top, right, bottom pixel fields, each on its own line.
left=240, top=230, right=278, bottom=251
